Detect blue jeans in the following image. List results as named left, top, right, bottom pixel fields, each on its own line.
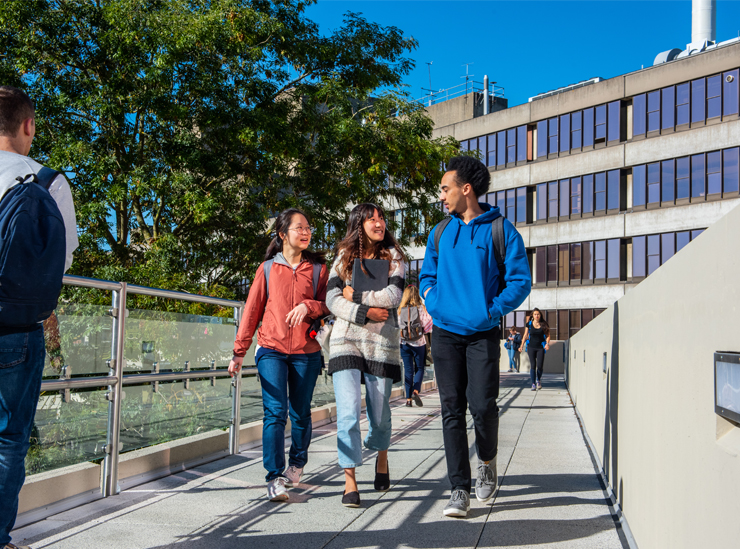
left=507, top=347, right=517, bottom=370
left=256, top=350, right=322, bottom=482
left=332, top=369, right=392, bottom=469
left=401, top=344, right=426, bottom=399
left=0, top=325, right=45, bottom=546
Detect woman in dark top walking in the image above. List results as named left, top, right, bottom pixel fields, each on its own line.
left=519, top=308, right=550, bottom=391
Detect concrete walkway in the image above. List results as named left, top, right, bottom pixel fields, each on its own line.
left=13, top=374, right=627, bottom=549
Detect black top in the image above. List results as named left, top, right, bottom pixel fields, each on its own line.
left=529, top=323, right=546, bottom=347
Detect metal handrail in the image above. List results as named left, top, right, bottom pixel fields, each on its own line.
left=39, top=368, right=258, bottom=391
left=50, top=274, right=244, bottom=498
left=63, top=274, right=243, bottom=308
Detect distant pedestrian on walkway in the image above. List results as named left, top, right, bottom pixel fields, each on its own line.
left=419, top=156, right=531, bottom=518
left=229, top=208, right=330, bottom=502
left=326, top=203, right=405, bottom=508
left=505, top=327, right=522, bottom=372
left=398, top=285, right=433, bottom=407
left=519, top=308, right=550, bottom=391
left=0, top=86, right=79, bottom=549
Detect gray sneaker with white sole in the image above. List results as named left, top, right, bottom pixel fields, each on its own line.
left=475, top=459, right=497, bottom=503
left=443, top=489, right=471, bottom=518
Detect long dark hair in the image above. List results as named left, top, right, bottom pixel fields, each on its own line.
left=334, top=203, right=406, bottom=280
left=530, top=308, right=550, bottom=337
left=264, top=208, right=326, bottom=264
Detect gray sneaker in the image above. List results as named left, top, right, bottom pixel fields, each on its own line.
left=475, top=459, right=497, bottom=503
left=443, top=489, right=471, bottom=518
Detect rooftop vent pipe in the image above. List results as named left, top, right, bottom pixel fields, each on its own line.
left=654, top=0, right=716, bottom=65
left=690, top=0, right=716, bottom=50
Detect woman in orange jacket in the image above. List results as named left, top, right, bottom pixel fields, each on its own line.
left=229, top=208, right=329, bottom=502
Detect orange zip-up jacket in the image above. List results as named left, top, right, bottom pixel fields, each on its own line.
left=233, top=255, right=330, bottom=357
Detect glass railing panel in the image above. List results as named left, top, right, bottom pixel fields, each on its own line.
left=120, top=376, right=233, bottom=454
left=123, top=309, right=236, bottom=375
left=43, top=304, right=114, bottom=378
left=27, top=387, right=109, bottom=475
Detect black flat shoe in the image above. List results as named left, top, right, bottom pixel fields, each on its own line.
left=342, top=490, right=361, bottom=508
left=412, top=393, right=423, bottom=407
left=374, top=456, right=390, bottom=491
left=405, top=400, right=413, bottom=407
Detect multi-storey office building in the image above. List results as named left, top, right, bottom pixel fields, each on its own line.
left=400, top=39, right=740, bottom=341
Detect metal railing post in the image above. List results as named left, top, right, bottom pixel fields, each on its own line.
left=102, top=282, right=127, bottom=497
left=228, top=305, right=242, bottom=455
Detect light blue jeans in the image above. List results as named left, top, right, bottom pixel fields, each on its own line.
left=332, top=369, right=393, bottom=469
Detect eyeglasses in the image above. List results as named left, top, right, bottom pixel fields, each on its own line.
left=288, top=226, right=314, bottom=234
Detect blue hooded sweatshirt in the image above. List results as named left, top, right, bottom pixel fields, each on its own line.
left=418, top=203, right=532, bottom=336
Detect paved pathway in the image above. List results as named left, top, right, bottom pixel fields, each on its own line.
left=14, top=374, right=627, bottom=548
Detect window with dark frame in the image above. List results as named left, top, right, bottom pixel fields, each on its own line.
left=537, top=120, right=548, bottom=158
left=677, top=156, right=690, bottom=199
left=632, top=236, right=646, bottom=278
left=506, top=189, right=516, bottom=221
left=572, top=111, right=582, bottom=149
left=676, top=82, right=690, bottom=126
left=607, top=170, right=621, bottom=210
left=662, top=233, right=675, bottom=263
left=570, top=243, right=581, bottom=281
left=607, top=239, right=620, bottom=280
left=633, top=94, right=646, bottom=137
left=517, top=125, right=527, bottom=163
left=569, top=310, right=581, bottom=338
left=548, top=181, right=558, bottom=220
left=547, top=245, right=557, bottom=283
left=724, top=69, right=739, bottom=116
left=583, top=241, right=594, bottom=282
left=595, top=105, right=607, bottom=142
left=724, top=148, right=739, bottom=194
left=560, top=114, right=570, bottom=153
left=594, top=172, right=606, bottom=212
left=607, top=101, right=620, bottom=142
left=662, top=160, right=675, bottom=203
left=583, top=174, right=594, bottom=214
left=692, top=153, right=706, bottom=199
left=633, top=164, right=646, bottom=207
left=594, top=240, right=606, bottom=280
left=692, top=78, right=706, bottom=124
left=647, top=162, right=661, bottom=204
left=707, top=151, right=722, bottom=196
left=707, top=74, right=722, bottom=120
left=571, top=177, right=581, bottom=215
left=558, top=244, right=569, bottom=283
left=487, top=133, right=496, bottom=167
left=536, top=247, right=546, bottom=284
left=647, top=234, right=660, bottom=275
left=548, top=117, right=558, bottom=154
left=559, top=179, right=569, bottom=217
left=537, top=183, right=547, bottom=220
left=583, top=107, right=595, bottom=147
left=516, top=187, right=526, bottom=223
left=647, top=90, right=660, bottom=133
left=661, top=86, right=675, bottom=131
left=507, top=128, right=516, bottom=164
left=497, top=131, right=506, bottom=167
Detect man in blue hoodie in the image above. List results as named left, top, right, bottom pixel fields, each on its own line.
left=419, top=156, right=531, bottom=518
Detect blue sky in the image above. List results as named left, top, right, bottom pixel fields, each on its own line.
left=307, top=0, right=740, bottom=107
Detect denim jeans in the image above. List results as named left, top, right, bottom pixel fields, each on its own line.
left=401, top=343, right=426, bottom=399
left=507, top=347, right=516, bottom=370
left=0, top=325, right=45, bottom=546
left=256, top=349, right=322, bottom=482
left=332, top=369, right=392, bottom=469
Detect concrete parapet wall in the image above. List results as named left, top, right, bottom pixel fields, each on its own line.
left=567, top=200, right=740, bottom=548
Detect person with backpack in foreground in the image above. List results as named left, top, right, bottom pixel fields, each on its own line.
left=0, top=86, right=79, bottom=549
left=398, top=285, right=433, bottom=407
left=519, top=308, right=551, bottom=391
left=419, top=156, right=531, bottom=518
left=228, top=208, right=329, bottom=502
left=326, top=203, right=405, bottom=508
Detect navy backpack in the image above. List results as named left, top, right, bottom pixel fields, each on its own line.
left=0, top=168, right=66, bottom=327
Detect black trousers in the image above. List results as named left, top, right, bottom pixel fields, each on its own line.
left=432, top=325, right=500, bottom=493
left=528, top=346, right=545, bottom=384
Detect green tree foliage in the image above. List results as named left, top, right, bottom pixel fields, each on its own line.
left=0, top=0, right=456, bottom=295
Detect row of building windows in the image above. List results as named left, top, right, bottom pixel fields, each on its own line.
left=632, top=230, right=703, bottom=279
left=505, top=308, right=606, bottom=341
left=633, top=69, right=739, bottom=137
left=533, top=230, right=704, bottom=286
left=536, top=170, right=622, bottom=221
left=456, top=66, right=739, bottom=173
left=633, top=147, right=740, bottom=207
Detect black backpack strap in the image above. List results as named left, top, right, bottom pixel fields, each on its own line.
left=263, top=259, right=274, bottom=299
left=491, top=216, right=507, bottom=296
left=35, top=167, right=62, bottom=191
left=312, top=263, right=321, bottom=299
left=433, top=216, right=453, bottom=253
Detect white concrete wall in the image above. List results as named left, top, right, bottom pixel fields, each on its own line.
left=567, top=200, right=740, bottom=549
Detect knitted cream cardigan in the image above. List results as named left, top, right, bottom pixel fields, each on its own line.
left=326, top=248, right=405, bottom=382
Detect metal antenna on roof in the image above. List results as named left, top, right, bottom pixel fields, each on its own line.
left=461, top=63, right=474, bottom=97
left=421, top=61, right=434, bottom=106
